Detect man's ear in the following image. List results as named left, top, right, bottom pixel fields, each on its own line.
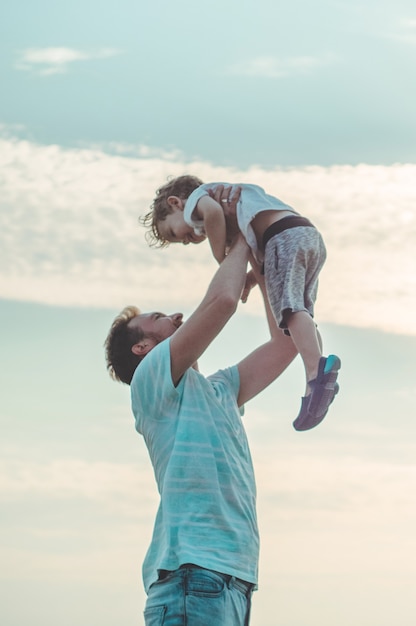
left=167, top=195, right=184, bottom=210
left=131, top=339, right=155, bottom=357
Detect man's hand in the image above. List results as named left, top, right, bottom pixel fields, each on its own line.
left=241, top=269, right=258, bottom=303
left=208, top=184, right=241, bottom=239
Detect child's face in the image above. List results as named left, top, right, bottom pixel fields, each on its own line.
left=159, top=208, right=206, bottom=245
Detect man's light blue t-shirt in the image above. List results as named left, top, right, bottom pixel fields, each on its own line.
left=131, top=338, right=259, bottom=593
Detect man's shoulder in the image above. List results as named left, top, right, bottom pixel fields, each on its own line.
left=131, top=339, right=170, bottom=387
left=131, top=339, right=178, bottom=426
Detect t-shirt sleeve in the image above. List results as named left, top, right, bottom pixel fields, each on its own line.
left=183, top=186, right=211, bottom=234
left=130, top=339, right=181, bottom=432
left=208, top=366, right=240, bottom=401
left=209, top=365, right=245, bottom=416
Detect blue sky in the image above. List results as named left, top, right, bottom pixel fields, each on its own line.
left=1, top=1, right=416, bottom=625
left=2, top=0, right=416, bottom=165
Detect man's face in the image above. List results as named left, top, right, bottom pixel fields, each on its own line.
left=129, top=311, right=183, bottom=345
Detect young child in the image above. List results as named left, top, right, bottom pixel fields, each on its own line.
left=141, top=175, right=341, bottom=431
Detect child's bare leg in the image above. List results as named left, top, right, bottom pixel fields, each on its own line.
left=286, top=310, right=322, bottom=395
left=316, top=327, right=323, bottom=352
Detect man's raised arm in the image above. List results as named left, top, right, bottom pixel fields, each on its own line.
left=169, top=234, right=249, bottom=386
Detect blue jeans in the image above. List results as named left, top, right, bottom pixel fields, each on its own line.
left=143, top=564, right=254, bottom=626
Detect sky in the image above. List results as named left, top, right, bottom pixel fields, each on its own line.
left=1, top=1, right=416, bottom=625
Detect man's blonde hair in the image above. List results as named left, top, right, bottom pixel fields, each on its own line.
left=104, top=305, right=144, bottom=385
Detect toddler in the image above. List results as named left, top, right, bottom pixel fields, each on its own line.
left=141, top=175, right=341, bottom=431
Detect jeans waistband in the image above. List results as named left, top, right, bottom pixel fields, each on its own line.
left=223, top=573, right=255, bottom=598
left=159, top=564, right=255, bottom=598
left=262, top=215, right=315, bottom=249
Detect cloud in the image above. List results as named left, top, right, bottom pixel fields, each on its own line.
left=0, top=132, right=415, bottom=335
left=0, top=457, right=156, bottom=515
left=226, top=54, right=334, bottom=78
left=2, top=450, right=415, bottom=549
left=385, top=17, right=416, bottom=45
left=15, top=47, right=122, bottom=75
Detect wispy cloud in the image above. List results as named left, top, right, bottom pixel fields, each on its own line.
left=0, top=132, right=415, bottom=335
left=226, top=54, right=334, bottom=78
left=15, top=47, right=122, bottom=75
left=385, top=17, right=416, bottom=45
left=1, top=440, right=415, bottom=620
left=0, top=458, right=156, bottom=515
left=2, top=449, right=415, bottom=566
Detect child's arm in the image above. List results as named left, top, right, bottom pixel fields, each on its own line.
left=195, top=196, right=227, bottom=263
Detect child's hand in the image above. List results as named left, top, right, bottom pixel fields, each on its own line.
left=241, top=269, right=258, bottom=303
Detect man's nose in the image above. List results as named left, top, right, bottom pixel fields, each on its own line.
left=170, top=313, right=183, bottom=324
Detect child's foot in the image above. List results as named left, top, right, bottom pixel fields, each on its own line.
left=293, top=355, right=341, bottom=431
left=293, top=382, right=339, bottom=431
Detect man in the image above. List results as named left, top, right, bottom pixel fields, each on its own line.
left=104, top=191, right=297, bottom=625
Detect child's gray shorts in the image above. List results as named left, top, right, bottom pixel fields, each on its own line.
left=263, top=218, right=327, bottom=333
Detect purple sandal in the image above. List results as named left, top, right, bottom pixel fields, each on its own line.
left=293, top=355, right=341, bottom=431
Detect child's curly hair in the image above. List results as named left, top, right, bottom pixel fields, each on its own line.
left=140, top=175, right=204, bottom=247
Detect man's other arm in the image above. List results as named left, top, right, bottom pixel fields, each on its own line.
left=236, top=259, right=298, bottom=406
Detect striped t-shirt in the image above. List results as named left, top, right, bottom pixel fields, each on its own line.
left=131, top=338, right=259, bottom=593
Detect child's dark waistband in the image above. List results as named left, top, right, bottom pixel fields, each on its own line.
left=262, top=215, right=315, bottom=249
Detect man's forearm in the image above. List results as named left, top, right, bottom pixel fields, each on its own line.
left=236, top=257, right=298, bottom=405
left=169, top=234, right=249, bottom=384
left=249, top=257, right=281, bottom=339
left=203, top=234, right=249, bottom=306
